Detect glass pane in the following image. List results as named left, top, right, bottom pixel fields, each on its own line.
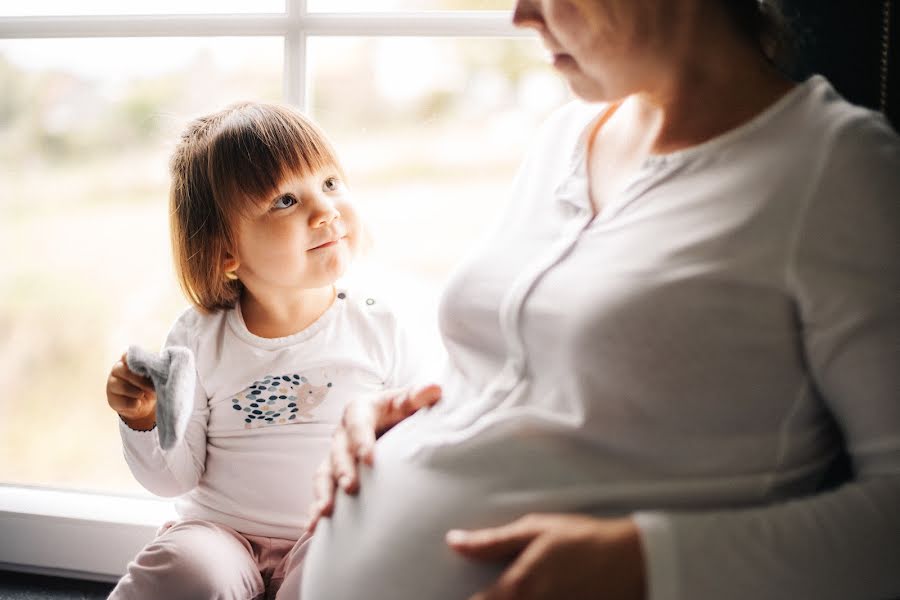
left=308, top=0, right=511, bottom=11
left=0, top=37, right=282, bottom=495
left=307, top=36, right=568, bottom=338
left=0, top=0, right=284, bottom=17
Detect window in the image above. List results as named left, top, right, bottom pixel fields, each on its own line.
left=0, top=0, right=567, bottom=579
left=0, top=35, right=283, bottom=495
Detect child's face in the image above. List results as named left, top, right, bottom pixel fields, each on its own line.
left=230, top=167, right=362, bottom=293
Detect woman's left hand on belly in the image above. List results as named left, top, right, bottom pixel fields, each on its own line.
left=445, top=514, right=646, bottom=600
left=307, top=383, right=442, bottom=533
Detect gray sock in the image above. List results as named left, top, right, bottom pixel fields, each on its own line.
left=125, top=345, right=196, bottom=450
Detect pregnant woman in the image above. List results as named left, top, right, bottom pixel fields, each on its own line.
left=302, top=0, right=900, bottom=598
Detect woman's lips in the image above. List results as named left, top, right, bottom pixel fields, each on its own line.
left=552, top=53, right=577, bottom=69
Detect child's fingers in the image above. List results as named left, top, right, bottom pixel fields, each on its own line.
left=107, top=375, right=149, bottom=405
left=108, top=392, right=151, bottom=418
left=112, top=355, right=155, bottom=393
left=108, top=392, right=137, bottom=413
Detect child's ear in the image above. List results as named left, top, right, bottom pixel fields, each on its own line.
left=223, top=253, right=240, bottom=272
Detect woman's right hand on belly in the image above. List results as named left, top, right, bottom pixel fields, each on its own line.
left=307, top=384, right=442, bottom=532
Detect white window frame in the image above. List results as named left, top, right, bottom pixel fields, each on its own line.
left=0, top=1, right=527, bottom=582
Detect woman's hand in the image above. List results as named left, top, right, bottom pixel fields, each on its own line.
left=446, top=514, right=647, bottom=600
left=307, top=384, right=442, bottom=533
left=106, top=351, right=157, bottom=430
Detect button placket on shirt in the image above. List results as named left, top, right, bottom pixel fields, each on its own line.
left=486, top=157, right=596, bottom=411
left=410, top=111, right=604, bottom=449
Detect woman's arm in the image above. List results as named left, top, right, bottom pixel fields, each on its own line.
left=634, top=478, right=900, bottom=599
left=451, top=112, right=900, bottom=600
left=632, top=110, right=900, bottom=600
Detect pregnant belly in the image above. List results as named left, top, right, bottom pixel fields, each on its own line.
left=299, top=409, right=627, bottom=600
left=301, top=459, right=501, bottom=598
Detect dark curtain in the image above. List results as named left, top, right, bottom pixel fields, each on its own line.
left=779, top=1, right=896, bottom=491
left=781, top=0, right=898, bottom=130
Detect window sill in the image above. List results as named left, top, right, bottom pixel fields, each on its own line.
left=0, top=485, right=177, bottom=582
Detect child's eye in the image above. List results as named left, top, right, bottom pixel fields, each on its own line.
left=272, top=194, right=298, bottom=210
left=323, top=177, right=341, bottom=192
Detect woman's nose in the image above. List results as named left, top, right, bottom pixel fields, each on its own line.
left=512, top=0, right=544, bottom=30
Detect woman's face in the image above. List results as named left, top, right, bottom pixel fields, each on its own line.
left=512, top=0, right=672, bottom=101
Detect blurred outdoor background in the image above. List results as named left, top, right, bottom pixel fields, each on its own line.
left=0, top=1, right=569, bottom=495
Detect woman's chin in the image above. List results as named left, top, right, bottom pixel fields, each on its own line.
left=566, top=76, right=611, bottom=103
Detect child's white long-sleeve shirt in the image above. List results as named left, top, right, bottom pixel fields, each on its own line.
left=119, top=287, right=421, bottom=540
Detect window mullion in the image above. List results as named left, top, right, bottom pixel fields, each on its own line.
left=284, top=0, right=306, bottom=109
left=283, top=31, right=306, bottom=108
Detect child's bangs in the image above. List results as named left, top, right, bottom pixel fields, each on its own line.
left=208, top=104, right=340, bottom=218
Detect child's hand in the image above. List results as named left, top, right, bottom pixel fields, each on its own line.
left=106, top=351, right=157, bottom=430
left=307, top=384, right=442, bottom=533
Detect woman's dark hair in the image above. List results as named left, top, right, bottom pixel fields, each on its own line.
left=720, top=0, right=794, bottom=69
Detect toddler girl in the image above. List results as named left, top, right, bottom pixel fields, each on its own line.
left=104, top=102, right=434, bottom=599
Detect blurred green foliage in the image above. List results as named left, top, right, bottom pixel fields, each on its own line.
left=0, top=49, right=280, bottom=168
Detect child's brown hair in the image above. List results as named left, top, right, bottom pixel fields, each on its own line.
left=168, top=102, right=344, bottom=313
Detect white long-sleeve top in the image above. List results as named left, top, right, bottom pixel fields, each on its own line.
left=301, top=75, right=900, bottom=599
left=119, top=287, right=421, bottom=540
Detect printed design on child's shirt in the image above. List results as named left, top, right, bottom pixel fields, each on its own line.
left=230, top=374, right=333, bottom=428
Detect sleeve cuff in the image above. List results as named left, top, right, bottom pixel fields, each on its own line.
left=634, top=511, right=681, bottom=600
left=118, top=414, right=160, bottom=445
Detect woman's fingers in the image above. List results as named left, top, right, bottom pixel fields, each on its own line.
left=393, top=384, right=442, bottom=416
left=378, top=384, right=442, bottom=440
left=308, top=462, right=336, bottom=534
left=459, top=515, right=646, bottom=600
left=314, top=383, right=443, bottom=525
left=341, top=384, right=443, bottom=466
left=471, top=538, right=550, bottom=600
left=330, top=428, right=361, bottom=494
left=343, top=398, right=378, bottom=465
left=446, top=516, right=542, bottom=561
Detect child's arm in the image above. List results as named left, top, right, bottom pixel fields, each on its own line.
left=109, top=313, right=210, bottom=497
left=117, top=377, right=208, bottom=497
